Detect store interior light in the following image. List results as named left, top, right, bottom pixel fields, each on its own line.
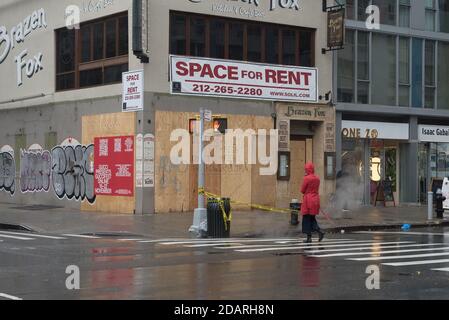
left=370, top=157, right=381, bottom=182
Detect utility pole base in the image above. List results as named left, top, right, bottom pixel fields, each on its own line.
left=189, top=208, right=208, bottom=238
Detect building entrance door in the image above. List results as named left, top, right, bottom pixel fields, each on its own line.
left=369, top=144, right=398, bottom=205
left=290, top=136, right=313, bottom=203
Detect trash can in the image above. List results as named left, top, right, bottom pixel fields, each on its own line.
left=207, top=198, right=231, bottom=238
left=290, top=199, right=301, bottom=226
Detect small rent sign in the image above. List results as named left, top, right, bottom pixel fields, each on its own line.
left=122, top=70, right=144, bottom=112
left=170, top=56, right=318, bottom=103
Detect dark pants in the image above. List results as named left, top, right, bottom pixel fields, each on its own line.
left=302, top=214, right=321, bottom=236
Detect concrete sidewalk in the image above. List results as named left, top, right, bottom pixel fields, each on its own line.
left=0, top=202, right=448, bottom=238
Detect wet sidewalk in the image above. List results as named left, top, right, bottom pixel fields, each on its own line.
left=0, top=202, right=448, bottom=238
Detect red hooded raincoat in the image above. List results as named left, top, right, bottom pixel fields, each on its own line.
left=300, top=162, right=321, bottom=216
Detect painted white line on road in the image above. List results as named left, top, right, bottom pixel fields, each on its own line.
left=216, top=240, right=386, bottom=250
left=0, top=234, right=34, bottom=241
left=432, top=267, right=449, bottom=272
left=354, top=231, right=449, bottom=236
left=306, top=243, right=444, bottom=254
left=0, top=231, right=66, bottom=240
left=275, top=239, right=353, bottom=244
left=348, top=251, right=449, bottom=261
left=0, top=293, right=22, bottom=300
left=309, top=245, right=449, bottom=258
left=236, top=241, right=414, bottom=253
left=156, top=238, right=311, bottom=245
left=117, top=239, right=147, bottom=241
left=62, top=234, right=101, bottom=239
left=383, top=259, right=449, bottom=267
left=183, top=239, right=355, bottom=247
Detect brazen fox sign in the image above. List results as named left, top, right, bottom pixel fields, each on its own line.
left=170, top=55, right=318, bottom=102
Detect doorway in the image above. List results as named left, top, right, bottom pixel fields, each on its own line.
left=369, top=143, right=398, bottom=205
left=290, top=136, right=313, bottom=203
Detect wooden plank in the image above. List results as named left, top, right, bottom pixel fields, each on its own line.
left=81, top=112, right=136, bottom=214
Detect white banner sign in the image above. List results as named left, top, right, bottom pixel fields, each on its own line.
left=418, top=125, right=449, bottom=143
left=170, top=56, right=318, bottom=102
left=342, top=121, right=409, bottom=140
left=122, top=70, right=144, bottom=112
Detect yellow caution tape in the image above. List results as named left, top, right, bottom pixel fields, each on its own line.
left=198, top=188, right=298, bottom=218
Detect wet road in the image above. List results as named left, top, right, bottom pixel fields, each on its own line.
left=0, top=227, right=448, bottom=300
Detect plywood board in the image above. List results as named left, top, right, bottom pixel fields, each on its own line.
left=155, top=111, right=192, bottom=213
left=81, top=112, right=136, bottom=214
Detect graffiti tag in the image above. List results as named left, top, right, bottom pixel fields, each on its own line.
left=0, top=152, right=15, bottom=195
left=20, top=149, right=51, bottom=193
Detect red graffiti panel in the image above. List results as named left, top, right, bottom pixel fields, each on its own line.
left=94, top=136, right=134, bottom=197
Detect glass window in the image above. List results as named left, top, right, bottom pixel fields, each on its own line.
left=372, top=33, right=396, bottom=105
left=282, top=29, right=296, bottom=66
left=440, top=0, right=449, bottom=33
left=344, top=0, right=355, bottom=20
left=266, top=26, right=279, bottom=64
left=358, top=81, right=370, bottom=104
left=438, top=42, right=449, bottom=109
left=299, top=30, right=313, bottom=67
left=190, top=17, right=206, bottom=57
left=106, top=19, right=117, bottom=58
left=81, top=25, right=92, bottom=63
left=93, top=23, right=104, bottom=60
left=399, top=0, right=411, bottom=27
left=337, top=30, right=355, bottom=103
left=118, top=16, right=128, bottom=56
left=372, top=0, right=397, bottom=25
left=80, top=68, right=103, bottom=88
left=170, top=14, right=186, bottom=55
left=55, top=13, right=129, bottom=91
left=412, top=38, right=423, bottom=108
left=399, top=37, right=410, bottom=107
left=210, top=20, right=225, bottom=59
left=425, top=41, right=436, bottom=109
left=357, top=31, right=369, bottom=80
left=247, top=25, right=262, bottom=62
left=425, top=0, right=436, bottom=31
left=358, top=0, right=371, bottom=21
left=229, top=23, right=244, bottom=61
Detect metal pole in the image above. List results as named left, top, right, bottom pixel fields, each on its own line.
left=189, top=108, right=208, bottom=237
left=198, top=108, right=205, bottom=210
left=428, top=191, right=433, bottom=221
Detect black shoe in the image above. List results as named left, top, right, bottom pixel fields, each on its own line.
left=304, top=235, right=312, bottom=243
left=318, top=231, right=325, bottom=242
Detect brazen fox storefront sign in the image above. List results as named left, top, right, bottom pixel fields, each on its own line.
left=170, top=56, right=318, bottom=102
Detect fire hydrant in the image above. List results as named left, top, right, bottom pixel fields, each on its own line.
left=435, top=189, right=446, bottom=219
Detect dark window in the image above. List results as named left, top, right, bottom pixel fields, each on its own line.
left=210, top=20, right=225, bottom=59
left=170, top=14, right=186, bottom=55
left=55, top=13, right=129, bottom=91
left=266, top=26, right=279, bottom=64
left=169, top=11, right=315, bottom=67
left=104, top=63, right=128, bottom=84
left=106, top=19, right=117, bottom=58
left=247, top=25, right=262, bottom=62
left=299, top=30, right=313, bottom=67
left=118, top=16, right=128, bottom=56
left=81, top=25, right=92, bottom=63
left=93, top=23, right=104, bottom=60
left=282, top=29, right=296, bottom=65
left=80, top=68, right=103, bottom=88
left=229, top=23, right=244, bottom=60
left=190, top=17, right=206, bottom=57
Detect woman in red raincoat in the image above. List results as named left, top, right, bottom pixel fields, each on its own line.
left=300, top=162, right=324, bottom=243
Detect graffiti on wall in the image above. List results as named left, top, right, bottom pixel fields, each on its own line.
left=0, top=151, right=15, bottom=196
left=20, top=148, right=52, bottom=193
left=51, top=144, right=96, bottom=204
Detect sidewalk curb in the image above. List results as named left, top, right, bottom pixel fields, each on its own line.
left=323, top=220, right=449, bottom=234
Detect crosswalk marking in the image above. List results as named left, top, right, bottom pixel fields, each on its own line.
left=0, top=231, right=66, bottom=240
left=215, top=240, right=390, bottom=250
left=156, top=238, right=309, bottom=245
left=309, top=246, right=449, bottom=258
left=0, top=234, right=34, bottom=241
left=355, top=231, right=449, bottom=236
left=235, top=241, right=414, bottom=253
left=61, top=234, right=101, bottom=239
left=348, top=251, right=449, bottom=261
left=305, top=243, right=444, bottom=254
left=383, top=259, right=449, bottom=267
left=0, top=293, right=22, bottom=300
left=432, top=267, right=449, bottom=272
